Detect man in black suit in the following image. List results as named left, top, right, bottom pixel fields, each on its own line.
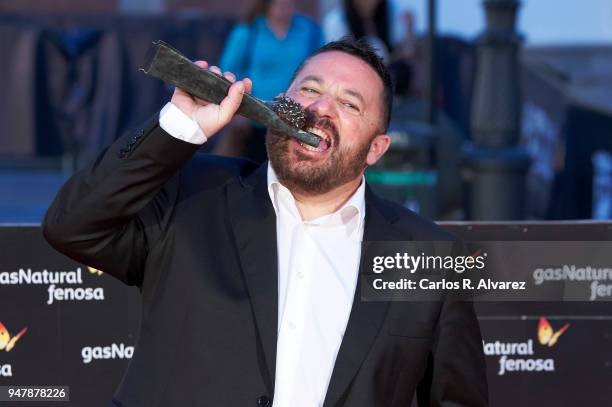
left=43, top=38, right=487, bottom=406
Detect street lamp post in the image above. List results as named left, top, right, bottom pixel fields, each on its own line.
left=464, top=0, right=531, bottom=220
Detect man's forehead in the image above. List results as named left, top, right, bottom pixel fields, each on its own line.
left=293, top=51, right=383, bottom=93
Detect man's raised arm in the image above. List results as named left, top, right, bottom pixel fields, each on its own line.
left=42, top=62, right=251, bottom=286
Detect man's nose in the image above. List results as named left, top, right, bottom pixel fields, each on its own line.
left=306, top=94, right=337, bottom=119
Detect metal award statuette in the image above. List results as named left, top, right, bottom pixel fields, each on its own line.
left=140, top=40, right=320, bottom=148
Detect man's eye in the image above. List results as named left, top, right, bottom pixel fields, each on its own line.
left=302, top=87, right=319, bottom=94
left=342, top=101, right=360, bottom=112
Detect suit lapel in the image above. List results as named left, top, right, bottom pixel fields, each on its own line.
left=323, top=187, right=408, bottom=407
left=228, top=169, right=410, bottom=404
left=226, top=163, right=278, bottom=394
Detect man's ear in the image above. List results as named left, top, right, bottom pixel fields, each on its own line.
left=366, top=134, right=391, bottom=166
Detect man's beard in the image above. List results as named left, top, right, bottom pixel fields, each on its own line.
left=266, top=112, right=373, bottom=196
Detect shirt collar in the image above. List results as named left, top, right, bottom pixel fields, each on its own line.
left=266, top=163, right=366, bottom=235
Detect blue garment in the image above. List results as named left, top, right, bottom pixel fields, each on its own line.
left=220, top=15, right=323, bottom=102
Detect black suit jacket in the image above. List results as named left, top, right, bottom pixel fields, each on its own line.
left=43, top=118, right=488, bottom=407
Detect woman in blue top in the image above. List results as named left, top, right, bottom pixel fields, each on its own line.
left=213, top=0, right=323, bottom=163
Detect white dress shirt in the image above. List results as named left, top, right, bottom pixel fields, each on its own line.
left=159, top=102, right=208, bottom=144
left=267, top=166, right=365, bottom=407
left=159, top=103, right=365, bottom=406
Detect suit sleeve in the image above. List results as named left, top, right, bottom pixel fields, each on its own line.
left=417, top=299, right=489, bottom=407
left=42, top=117, right=201, bottom=286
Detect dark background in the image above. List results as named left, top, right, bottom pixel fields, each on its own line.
left=1, top=224, right=610, bottom=406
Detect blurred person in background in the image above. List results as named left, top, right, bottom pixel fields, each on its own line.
left=213, top=0, right=323, bottom=163
left=323, top=0, right=416, bottom=96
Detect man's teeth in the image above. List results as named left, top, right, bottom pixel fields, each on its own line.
left=300, top=141, right=320, bottom=151
left=306, top=127, right=330, bottom=144
left=298, top=127, right=330, bottom=151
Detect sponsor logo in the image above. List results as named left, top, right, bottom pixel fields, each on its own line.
left=483, top=317, right=569, bottom=376
left=532, top=265, right=612, bottom=300
left=538, top=318, right=570, bottom=347
left=81, top=343, right=134, bottom=364
left=87, top=266, right=104, bottom=276
left=0, top=267, right=105, bottom=305
left=47, top=284, right=104, bottom=305
left=0, top=321, right=27, bottom=378
left=0, top=321, right=27, bottom=352
left=0, top=268, right=83, bottom=285
left=0, top=364, right=12, bottom=377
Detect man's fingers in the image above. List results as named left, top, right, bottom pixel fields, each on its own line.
left=218, top=80, right=245, bottom=122
left=243, top=77, right=253, bottom=95
left=172, top=61, right=250, bottom=136
left=223, top=71, right=236, bottom=83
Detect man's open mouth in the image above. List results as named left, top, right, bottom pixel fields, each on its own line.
left=299, top=127, right=332, bottom=152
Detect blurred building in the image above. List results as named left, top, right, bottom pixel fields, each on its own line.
left=2, top=0, right=612, bottom=221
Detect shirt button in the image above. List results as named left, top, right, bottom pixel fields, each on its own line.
left=297, top=272, right=304, bottom=279
left=257, top=395, right=271, bottom=406
left=288, top=322, right=296, bottom=330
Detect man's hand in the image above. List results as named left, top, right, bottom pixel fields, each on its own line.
left=170, top=61, right=253, bottom=138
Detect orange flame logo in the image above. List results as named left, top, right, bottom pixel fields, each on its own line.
left=538, top=317, right=570, bottom=347
left=0, top=321, right=27, bottom=352
left=87, top=266, right=103, bottom=276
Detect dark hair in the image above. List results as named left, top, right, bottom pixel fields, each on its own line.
left=290, top=36, right=393, bottom=132
left=344, top=0, right=392, bottom=52
left=242, top=0, right=270, bottom=23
